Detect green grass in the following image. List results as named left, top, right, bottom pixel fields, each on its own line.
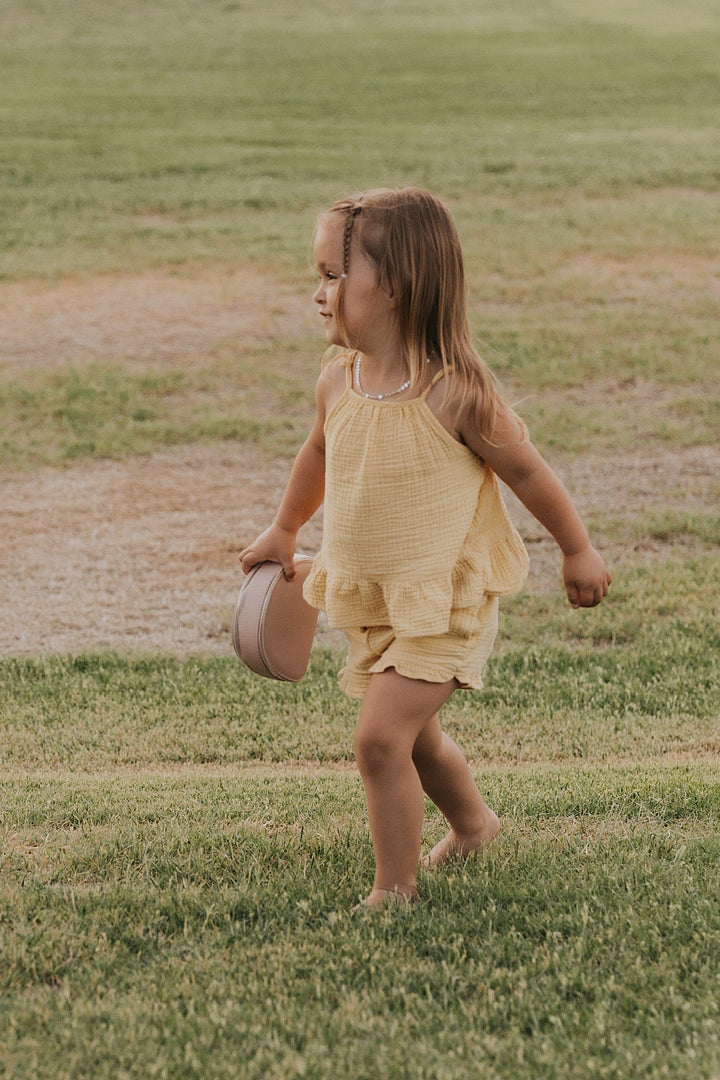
left=0, top=361, right=309, bottom=467
left=1, top=556, right=718, bottom=1074
left=2, top=0, right=719, bottom=278
left=2, top=768, right=720, bottom=1079
left=2, top=333, right=718, bottom=466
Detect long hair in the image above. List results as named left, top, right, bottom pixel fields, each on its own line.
left=317, top=186, right=519, bottom=443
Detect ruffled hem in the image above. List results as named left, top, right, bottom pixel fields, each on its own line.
left=338, top=659, right=485, bottom=700
left=487, top=529, right=530, bottom=594
left=303, top=536, right=528, bottom=636
left=304, top=562, right=454, bottom=635
left=369, top=656, right=485, bottom=692
left=453, top=528, right=530, bottom=601
left=456, top=468, right=530, bottom=597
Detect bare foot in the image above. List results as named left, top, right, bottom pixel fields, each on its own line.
left=353, top=886, right=419, bottom=911
left=421, top=812, right=501, bottom=868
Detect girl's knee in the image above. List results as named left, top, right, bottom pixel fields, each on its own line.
left=355, top=673, right=453, bottom=775
left=354, top=709, right=416, bottom=775
left=354, top=724, right=398, bottom=775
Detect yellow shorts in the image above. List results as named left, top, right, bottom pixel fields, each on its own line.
left=338, top=596, right=499, bottom=700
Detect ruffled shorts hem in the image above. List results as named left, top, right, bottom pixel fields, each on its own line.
left=337, top=597, right=499, bottom=701
left=338, top=663, right=485, bottom=701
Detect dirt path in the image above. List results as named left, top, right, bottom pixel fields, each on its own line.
left=0, top=267, right=314, bottom=374
left=1, top=444, right=318, bottom=655
left=4, top=437, right=717, bottom=657
left=1, top=270, right=717, bottom=657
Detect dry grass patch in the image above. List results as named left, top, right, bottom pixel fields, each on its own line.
left=0, top=266, right=314, bottom=376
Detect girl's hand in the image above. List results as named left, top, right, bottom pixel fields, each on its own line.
left=239, top=524, right=298, bottom=580
left=562, top=546, right=612, bottom=608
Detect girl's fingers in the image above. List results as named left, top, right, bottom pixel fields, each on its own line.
left=239, top=548, right=259, bottom=573
left=567, top=580, right=608, bottom=607
left=239, top=546, right=296, bottom=579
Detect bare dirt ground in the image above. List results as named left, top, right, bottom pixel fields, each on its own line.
left=1, top=269, right=717, bottom=657
left=0, top=267, right=313, bottom=374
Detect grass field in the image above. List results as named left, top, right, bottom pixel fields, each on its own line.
left=1, top=0, right=720, bottom=1077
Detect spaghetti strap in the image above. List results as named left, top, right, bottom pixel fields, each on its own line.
left=420, top=366, right=450, bottom=397
left=342, top=351, right=355, bottom=389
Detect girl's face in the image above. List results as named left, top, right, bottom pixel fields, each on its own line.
left=312, top=217, right=398, bottom=357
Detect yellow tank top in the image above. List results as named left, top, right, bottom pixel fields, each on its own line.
left=304, top=354, right=529, bottom=635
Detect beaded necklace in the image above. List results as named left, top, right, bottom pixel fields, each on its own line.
left=354, top=353, right=429, bottom=401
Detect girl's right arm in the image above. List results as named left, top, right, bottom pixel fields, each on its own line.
left=238, top=366, right=331, bottom=581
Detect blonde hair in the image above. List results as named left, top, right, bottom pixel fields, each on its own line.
left=317, top=186, right=519, bottom=443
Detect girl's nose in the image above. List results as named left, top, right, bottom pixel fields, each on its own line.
left=313, top=281, right=324, bottom=304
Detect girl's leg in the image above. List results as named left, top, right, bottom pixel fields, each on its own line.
left=354, top=669, right=456, bottom=906
left=412, top=714, right=501, bottom=865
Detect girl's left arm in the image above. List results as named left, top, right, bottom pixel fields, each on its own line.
left=462, top=405, right=612, bottom=608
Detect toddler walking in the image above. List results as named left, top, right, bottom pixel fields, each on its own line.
left=240, top=187, right=611, bottom=908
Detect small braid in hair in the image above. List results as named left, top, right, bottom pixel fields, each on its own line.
left=341, top=204, right=361, bottom=277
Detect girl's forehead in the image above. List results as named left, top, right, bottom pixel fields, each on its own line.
left=313, top=218, right=344, bottom=260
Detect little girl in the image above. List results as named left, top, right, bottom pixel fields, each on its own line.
left=240, top=187, right=611, bottom=909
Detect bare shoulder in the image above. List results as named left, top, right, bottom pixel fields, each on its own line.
left=316, top=353, right=349, bottom=411
left=426, top=368, right=527, bottom=463
left=424, top=368, right=475, bottom=444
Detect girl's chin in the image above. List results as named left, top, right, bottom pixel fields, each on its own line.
left=325, top=330, right=348, bottom=347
